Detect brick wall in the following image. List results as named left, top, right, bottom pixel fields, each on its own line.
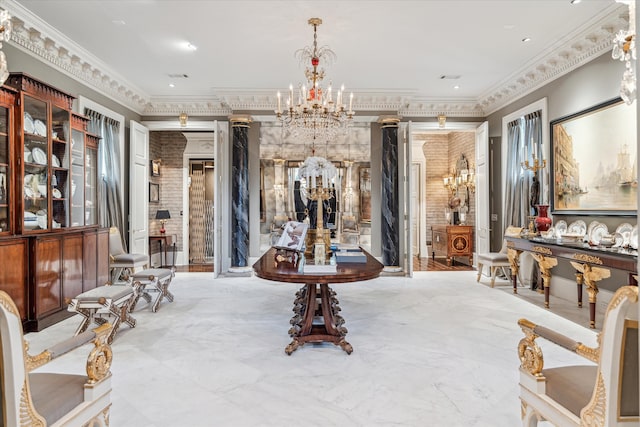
left=422, top=132, right=475, bottom=244
left=148, top=131, right=187, bottom=251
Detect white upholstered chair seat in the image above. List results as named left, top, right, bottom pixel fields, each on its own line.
left=109, top=226, right=149, bottom=283
left=476, top=226, right=522, bottom=287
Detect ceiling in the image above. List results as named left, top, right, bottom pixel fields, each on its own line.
left=3, top=0, right=629, bottom=118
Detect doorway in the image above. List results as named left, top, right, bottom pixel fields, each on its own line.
left=189, top=159, right=215, bottom=264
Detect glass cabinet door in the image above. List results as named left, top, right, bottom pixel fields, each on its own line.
left=23, top=96, right=49, bottom=231
left=0, top=104, right=9, bottom=233
left=85, top=144, right=97, bottom=225
left=70, top=128, right=84, bottom=226
left=51, top=106, right=69, bottom=229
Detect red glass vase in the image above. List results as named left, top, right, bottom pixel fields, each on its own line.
left=534, top=204, right=552, bottom=232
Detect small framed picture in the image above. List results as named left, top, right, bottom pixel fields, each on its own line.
left=150, top=159, right=161, bottom=177
left=149, top=182, right=160, bottom=203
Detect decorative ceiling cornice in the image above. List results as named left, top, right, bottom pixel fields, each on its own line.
left=478, top=3, right=625, bottom=115
left=0, top=0, right=627, bottom=119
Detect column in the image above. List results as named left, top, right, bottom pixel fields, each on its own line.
left=230, top=116, right=251, bottom=268
left=379, top=116, right=400, bottom=268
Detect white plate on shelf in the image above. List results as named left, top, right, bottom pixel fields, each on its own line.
left=31, top=147, right=47, bottom=165
left=555, top=220, right=567, bottom=236
left=36, top=211, right=47, bottom=229
left=587, top=221, right=601, bottom=237
left=24, top=148, right=32, bottom=163
left=24, top=186, right=34, bottom=198
left=52, top=154, right=60, bottom=167
left=52, top=188, right=62, bottom=198
left=615, top=223, right=634, bottom=246
left=33, top=119, right=46, bottom=136
left=589, top=223, right=609, bottom=245
left=613, top=232, right=624, bottom=248
left=24, top=112, right=34, bottom=134
left=37, top=184, right=46, bottom=197
left=630, top=225, right=638, bottom=250
left=567, top=220, right=587, bottom=236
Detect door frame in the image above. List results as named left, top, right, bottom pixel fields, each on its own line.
left=410, top=121, right=487, bottom=270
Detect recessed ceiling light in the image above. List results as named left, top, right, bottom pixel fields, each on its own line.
left=453, top=85, right=460, bottom=90
left=522, top=37, right=531, bottom=43
left=570, top=0, right=582, bottom=4
left=169, top=83, right=175, bottom=88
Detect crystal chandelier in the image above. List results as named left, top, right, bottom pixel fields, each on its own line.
left=0, top=10, right=11, bottom=86
left=275, top=18, right=354, bottom=142
left=612, top=0, right=636, bottom=105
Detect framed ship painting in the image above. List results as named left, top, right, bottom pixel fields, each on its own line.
left=550, top=97, right=637, bottom=215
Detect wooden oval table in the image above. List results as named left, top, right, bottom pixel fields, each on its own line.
left=253, top=247, right=384, bottom=355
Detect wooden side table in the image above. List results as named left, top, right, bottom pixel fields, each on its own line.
left=149, top=235, right=175, bottom=268
left=431, top=225, right=473, bottom=266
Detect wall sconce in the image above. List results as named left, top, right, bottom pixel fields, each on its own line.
left=437, top=114, right=447, bottom=128
left=179, top=112, right=188, bottom=127
left=443, top=168, right=475, bottom=194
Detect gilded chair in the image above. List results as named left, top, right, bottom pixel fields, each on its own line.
left=0, top=290, right=113, bottom=426
left=476, top=225, right=522, bottom=287
left=109, top=226, right=149, bottom=283
left=517, top=285, right=638, bottom=426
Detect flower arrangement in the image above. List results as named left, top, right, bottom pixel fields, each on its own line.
left=298, top=156, right=337, bottom=187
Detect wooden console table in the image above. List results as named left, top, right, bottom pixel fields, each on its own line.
left=253, top=247, right=384, bottom=355
left=505, top=236, right=637, bottom=328
left=149, top=235, right=175, bottom=268
left=431, top=225, right=473, bottom=266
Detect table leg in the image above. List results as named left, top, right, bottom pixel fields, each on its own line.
left=531, top=253, right=557, bottom=309
left=285, top=283, right=351, bottom=355
left=575, top=271, right=583, bottom=308
left=570, top=262, right=610, bottom=329
left=507, top=248, right=522, bottom=294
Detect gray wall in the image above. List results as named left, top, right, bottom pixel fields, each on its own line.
left=486, top=51, right=634, bottom=292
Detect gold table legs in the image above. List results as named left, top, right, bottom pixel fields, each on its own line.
left=570, top=261, right=611, bottom=329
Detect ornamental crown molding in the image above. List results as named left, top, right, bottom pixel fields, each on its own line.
left=0, top=0, right=628, bottom=118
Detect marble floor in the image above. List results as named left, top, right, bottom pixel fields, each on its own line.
left=25, top=271, right=601, bottom=427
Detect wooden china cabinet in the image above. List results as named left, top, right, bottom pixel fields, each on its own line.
left=0, top=73, right=109, bottom=331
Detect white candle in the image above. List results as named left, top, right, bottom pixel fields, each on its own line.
left=277, top=91, right=281, bottom=113
left=312, top=174, right=316, bottom=188
left=349, top=92, right=353, bottom=112
left=323, top=170, right=327, bottom=187
left=289, top=84, right=294, bottom=107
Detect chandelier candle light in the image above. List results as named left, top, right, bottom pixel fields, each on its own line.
left=276, top=18, right=354, bottom=141
left=298, top=156, right=336, bottom=263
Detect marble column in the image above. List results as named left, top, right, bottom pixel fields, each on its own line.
left=380, top=117, right=400, bottom=268
left=230, top=116, right=251, bottom=268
